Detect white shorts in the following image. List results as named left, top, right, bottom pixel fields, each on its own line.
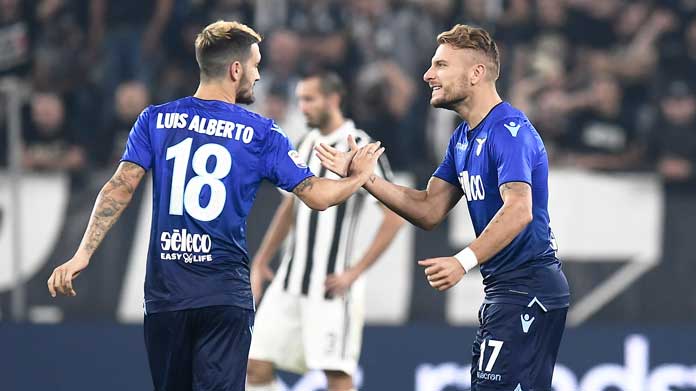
left=249, top=277, right=365, bottom=375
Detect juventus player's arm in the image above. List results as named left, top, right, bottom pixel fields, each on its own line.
left=48, top=161, right=146, bottom=297
left=250, top=195, right=294, bottom=301
left=420, top=181, right=533, bottom=291
left=293, top=143, right=385, bottom=211
left=325, top=204, right=404, bottom=295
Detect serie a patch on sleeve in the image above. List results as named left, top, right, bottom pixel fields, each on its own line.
left=288, top=150, right=307, bottom=168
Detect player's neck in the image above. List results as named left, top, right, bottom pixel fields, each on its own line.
left=318, top=113, right=345, bottom=136
left=456, top=88, right=503, bottom=130
left=193, top=83, right=238, bottom=104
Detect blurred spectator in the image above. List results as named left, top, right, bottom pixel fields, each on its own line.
left=0, top=0, right=32, bottom=77
left=31, top=0, right=85, bottom=93
left=258, top=82, right=306, bottom=144
left=352, top=60, right=417, bottom=170
left=661, top=17, right=696, bottom=81
left=156, top=15, right=206, bottom=103
left=0, top=0, right=695, bottom=175
left=22, top=92, right=85, bottom=171
left=87, top=0, right=173, bottom=96
left=250, top=30, right=302, bottom=115
left=99, top=81, right=150, bottom=166
left=651, top=80, right=696, bottom=190
left=455, top=0, right=500, bottom=31
left=559, top=76, right=645, bottom=170
left=207, top=0, right=254, bottom=23
left=287, top=0, right=349, bottom=75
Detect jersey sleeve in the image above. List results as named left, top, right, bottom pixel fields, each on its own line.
left=120, top=106, right=153, bottom=170
left=263, top=121, right=314, bottom=192
left=432, top=130, right=460, bottom=187
left=491, top=118, right=537, bottom=186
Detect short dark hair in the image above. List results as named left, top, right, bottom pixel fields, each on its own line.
left=301, top=71, right=346, bottom=101
left=195, top=21, right=262, bottom=81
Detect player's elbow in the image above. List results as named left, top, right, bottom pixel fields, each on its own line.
left=420, top=222, right=437, bottom=231
left=418, top=215, right=442, bottom=231
left=510, top=201, right=533, bottom=226
left=296, top=192, right=330, bottom=211
left=304, top=198, right=330, bottom=211
left=312, top=203, right=330, bottom=212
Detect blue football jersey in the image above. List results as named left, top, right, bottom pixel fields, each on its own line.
left=433, top=102, right=569, bottom=309
left=121, top=97, right=313, bottom=314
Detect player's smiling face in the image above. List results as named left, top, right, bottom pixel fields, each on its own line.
left=236, top=43, right=261, bottom=104
left=423, top=44, right=479, bottom=110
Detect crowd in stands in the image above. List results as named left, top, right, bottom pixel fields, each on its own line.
left=1, top=0, right=695, bottom=190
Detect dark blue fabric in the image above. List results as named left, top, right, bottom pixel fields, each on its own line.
left=433, top=102, right=569, bottom=309
left=144, top=305, right=254, bottom=391
left=471, top=303, right=567, bottom=390
left=121, top=96, right=313, bottom=313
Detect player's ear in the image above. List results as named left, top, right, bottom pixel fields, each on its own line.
left=471, top=63, right=485, bottom=86
left=328, top=92, right=341, bottom=109
left=229, top=61, right=243, bottom=82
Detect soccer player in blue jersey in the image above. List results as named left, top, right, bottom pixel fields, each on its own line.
left=46, top=21, right=384, bottom=391
left=317, top=24, right=570, bottom=390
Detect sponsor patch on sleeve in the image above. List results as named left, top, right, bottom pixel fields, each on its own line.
left=288, top=150, right=307, bottom=168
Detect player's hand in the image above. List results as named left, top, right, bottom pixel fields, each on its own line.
left=315, top=134, right=360, bottom=177
left=47, top=256, right=89, bottom=297
left=418, top=257, right=465, bottom=292
left=348, top=142, right=384, bottom=180
left=325, top=268, right=359, bottom=297
left=250, top=263, right=275, bottom=304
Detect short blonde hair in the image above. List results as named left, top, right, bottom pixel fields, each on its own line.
left=437, top=24, right=500, bottom=80
left=195, top=21, right=262, bottom=81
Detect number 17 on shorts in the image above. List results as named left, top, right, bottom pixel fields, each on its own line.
left=470, top=303, right=567, bottom=390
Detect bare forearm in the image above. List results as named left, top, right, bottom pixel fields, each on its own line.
left=351, top=210, right=404, bottom=275
left=294, top=175, right=367, bottom=211
left=252, top=197, right=294, bottom=266
left=76, top=179, right=134, bottom=259
left=363, top=176, right=439, bottom=230
left=74, top=162, right=144, bottom=260
left=469, top=203, right=531, bottom=264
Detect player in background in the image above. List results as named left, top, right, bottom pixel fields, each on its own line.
left=246, top=72, right=404, bottom=391
left=46, top=21, right=384, bottom=391
left=316, top=24, right=570, bottom=390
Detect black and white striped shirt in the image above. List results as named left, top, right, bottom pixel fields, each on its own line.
left=278, top=120, right=392, bottom=299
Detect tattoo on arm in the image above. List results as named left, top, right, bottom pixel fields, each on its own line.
left=499, top=182, right=531, bottom=199
left=293, top=176, right=316, bottom=195
left=369, top=174, right=377, bottom=184
left=81, top=162, right=144, bottom=255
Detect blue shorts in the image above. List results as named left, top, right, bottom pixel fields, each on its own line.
left=144, top=305, right=254, bottom=391
left=471, top=302, right=567, bottom=391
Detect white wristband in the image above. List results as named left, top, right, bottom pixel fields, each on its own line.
left=454, top=247, right=479, bottom=273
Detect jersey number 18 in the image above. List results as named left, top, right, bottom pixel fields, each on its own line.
left=166, top=138, right=232, bottom=222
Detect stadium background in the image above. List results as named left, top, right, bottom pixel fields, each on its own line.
left=1, top=0, right=695, bottom=390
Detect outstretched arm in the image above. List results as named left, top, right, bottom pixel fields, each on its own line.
left=293, top=143, right=384, bottom=211
left=48, top=162, right=146, bottom=297
left=316, top=140, right=462, bottom=230
left=362, top=175, right=462, bottom=231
